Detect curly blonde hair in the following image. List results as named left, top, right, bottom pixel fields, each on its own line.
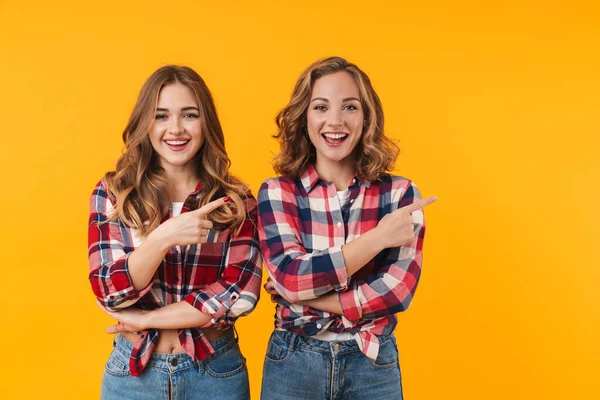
left=104, top=65, right=248, bottom=236
left=273, top=56, right=399, bottom=181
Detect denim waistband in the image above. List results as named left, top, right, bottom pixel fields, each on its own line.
left=114, top=328, right=237, bottom=373
left=273, top=329, right=393, bottom=356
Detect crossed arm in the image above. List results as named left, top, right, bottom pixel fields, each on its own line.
left=88, top=181, right=261, bottom=333
left=259, top=179, right=435, bottom=321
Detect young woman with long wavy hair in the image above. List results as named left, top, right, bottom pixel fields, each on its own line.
left=258, top=57, right=436, bottom=399
left=88, top=65, right=261, bottom=400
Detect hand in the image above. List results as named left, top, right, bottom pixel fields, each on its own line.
left=263, top=278, right=293, bottom=303
left=374, top=196, right=437, bottom=249
left=264, top=279, right=339, bottom=312
left=157, top=197, right=230, bottom=247
left=263, top=277, right=278, bottom=295
left=96, top=300, right=151, bottom=334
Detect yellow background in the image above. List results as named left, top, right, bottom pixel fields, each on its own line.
left=1, top=1, right=598, bottom=399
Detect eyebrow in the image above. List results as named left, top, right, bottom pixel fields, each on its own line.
left=156, top=106, right=199, bottom=112
left=310, top=97, right=360, bottom=103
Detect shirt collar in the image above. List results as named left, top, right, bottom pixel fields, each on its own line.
left=184, top=181, right=204, bottom=204
left=190, top=181, right=203, bottom=196
left=300, top=164, right=371, bottom=193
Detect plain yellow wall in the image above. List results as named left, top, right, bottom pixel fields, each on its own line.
left=0, top=1, right=598, bottom=399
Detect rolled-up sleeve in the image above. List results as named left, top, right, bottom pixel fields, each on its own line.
left=183, top=195, right=262, bottom=328
left=88, top=180, right=152, bottom=310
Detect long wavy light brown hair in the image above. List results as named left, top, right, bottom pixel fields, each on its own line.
left=273, top=56, right=399, bottom=181
left=104, top=65, right=247, bottom=236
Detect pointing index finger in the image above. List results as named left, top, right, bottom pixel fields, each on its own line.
left=402, top=196, right=438, bottom=214
left=192, top=196, right=231, bottom=216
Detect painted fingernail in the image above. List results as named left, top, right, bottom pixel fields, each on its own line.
left=224, top=196, right=231, bottom=203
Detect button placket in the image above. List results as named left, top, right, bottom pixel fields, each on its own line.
left=327, top=184, right=347, bottom=247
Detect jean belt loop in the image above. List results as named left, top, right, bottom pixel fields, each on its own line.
left=198, top=357, right=205, bottom=374
left=289, top=332, right=298, bottom=352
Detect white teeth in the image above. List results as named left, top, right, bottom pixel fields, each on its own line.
left=165, top=140, right=189, bottom=145
left=323, top=133, right=348, bottom=140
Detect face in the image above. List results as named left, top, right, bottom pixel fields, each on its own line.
left=149, top=82, right=203, bottom=172
left=306, top=71, right=364, bottom=166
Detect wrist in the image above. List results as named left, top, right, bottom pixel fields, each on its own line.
left=148, top=224, right=173, bottom=252
left=140, top=309, right=154, bottom=330
left=364, top=227, right=386, bottom=252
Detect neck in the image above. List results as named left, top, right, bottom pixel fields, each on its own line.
left=162, top=164, right=199, bottom=202
left=314, top=156, right=355, bottom=191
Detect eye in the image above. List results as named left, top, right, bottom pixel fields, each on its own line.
left=183, top=113, right=199, bottom=119
left=343, top=104, right=358, bottom=111
left=155, top=114, right=168, bottom=120
left=313, top=105, right=327, bottom=111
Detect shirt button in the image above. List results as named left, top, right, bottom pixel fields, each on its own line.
left=317, top=324, right=322, bottom=329
left=171, top=358, right=178, bottom=367
left=336, top=222, right=342, bottom=227
left=352, top=179, right=356, bottom=184
left=350, top=199, right=354, bottom=204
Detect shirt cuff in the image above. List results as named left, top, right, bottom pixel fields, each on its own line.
left=98, top=253, right=153, bottom=310
left=339, top=282, right=365, bottom=322
left=183, top=289, right=240, bottom=326
left=329, top=246, right=351, bottom=292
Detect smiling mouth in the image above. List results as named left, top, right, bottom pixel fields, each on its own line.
left=164, top=139, right=190, bottom=151
left=321, top=132, right=349, bottom=146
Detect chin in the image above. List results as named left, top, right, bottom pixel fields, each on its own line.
left=323, top=151, right=352, bottom=163
left=164, top=156, right=194, bottom=167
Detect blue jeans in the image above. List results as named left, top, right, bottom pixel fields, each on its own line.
left=261, top=330, right=403, bottom=400
left=101, top=329, right=250, bottom=400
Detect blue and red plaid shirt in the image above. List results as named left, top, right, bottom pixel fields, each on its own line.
left=88, top=179, right=262, bottom=376
left=257, top=165, right=425, bottom=361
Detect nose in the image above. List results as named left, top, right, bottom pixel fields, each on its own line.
left=327, top=109, right=343, bottom=128
left=167, top=117, right=184, bottom=135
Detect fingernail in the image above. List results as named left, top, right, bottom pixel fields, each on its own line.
left=224, top=196, right=231, bottom=203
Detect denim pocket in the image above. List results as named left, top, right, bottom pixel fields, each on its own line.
left=366, top=336, right=399, bottom=370
left=105, top=350, right=131, bottom=377
left=265, top=332, right=294, bottom=364
left=206, top=344, right=246, bottom=378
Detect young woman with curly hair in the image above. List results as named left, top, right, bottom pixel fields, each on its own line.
left=88, top=65, right=261, bottom=400
left=258, top=57, right=436, bottom=400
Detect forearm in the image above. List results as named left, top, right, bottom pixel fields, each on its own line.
left=299, top=293, right=344, bottom=315
left=127, top=229, right=170, bottom=291
left=341, top=228, right=384, bottom=276
left=144, top=301, right=213, bottom=330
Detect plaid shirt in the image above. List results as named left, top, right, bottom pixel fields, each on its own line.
left=257, top=165, right=425, bottom=361
left=88, top=180, right=262, bottom=376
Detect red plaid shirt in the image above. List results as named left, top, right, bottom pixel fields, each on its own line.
left=257, top=165, right=425, bottom=361
left=88, top=180, right=262, bottom=376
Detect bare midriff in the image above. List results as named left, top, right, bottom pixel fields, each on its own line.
left=121, top=327, right=226, bottom=354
